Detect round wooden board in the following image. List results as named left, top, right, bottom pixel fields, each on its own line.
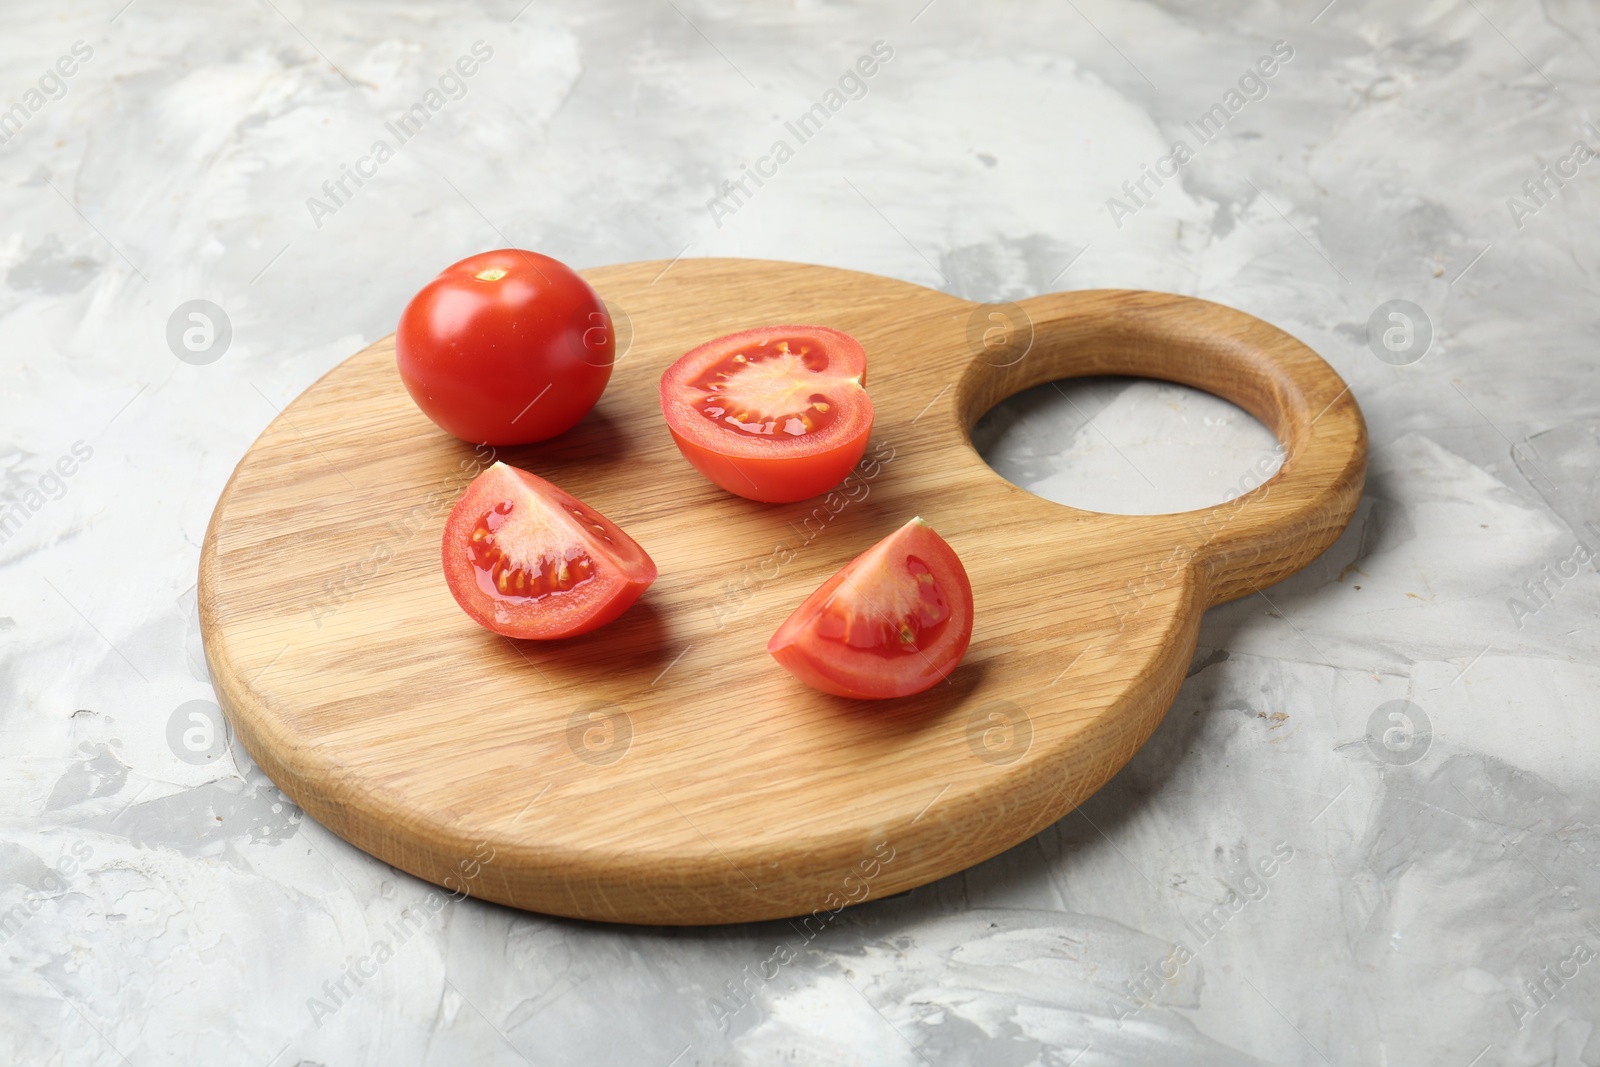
left=199, top=258, right=1365, bottom=925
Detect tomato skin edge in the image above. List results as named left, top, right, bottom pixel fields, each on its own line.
left=665, top=424, right=871, bottom=504
left=444, top=563, right=649, bottom=640
left=766, top=640, right=966, bottom=699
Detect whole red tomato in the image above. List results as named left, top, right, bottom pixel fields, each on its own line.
left=396, top=250, right=614, bottom=445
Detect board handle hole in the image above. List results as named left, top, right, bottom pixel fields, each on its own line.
left=973, top=376, right=1284, bottom=515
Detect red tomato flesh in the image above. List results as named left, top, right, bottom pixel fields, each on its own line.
left=397, top=249, right=614, bottom=446
left=660, top=325, right=873, bottom=503
left=442, top=462, right=655, bottom=639
left=768, top=518, right=974, bottom=698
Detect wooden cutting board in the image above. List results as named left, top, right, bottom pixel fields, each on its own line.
left=199, top=258, right=1365, bottom=925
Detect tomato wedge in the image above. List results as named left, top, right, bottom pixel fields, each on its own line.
left=442, top=462, right=656, bottom=639
left=659, top=325, right=873, bottom=503
left=768, top=518, right=974, bottom=698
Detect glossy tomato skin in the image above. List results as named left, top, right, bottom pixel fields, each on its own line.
left=768, top=518, right=974, bottom=699
left=397, top=250, right=613, bottom=446
left=659, top=325, right=873, bottom=503
left=442, top=462, right=655, bottom=639
left=663, top=424, right=870, bottom=504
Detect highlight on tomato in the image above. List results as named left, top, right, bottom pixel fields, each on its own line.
left=397, top=249, right=615, bottom=446
left=659, top=325, right=873, bottom=503
left=768, top=517, right=974, bottom=699
left=442, top=462, right=655, bottom=639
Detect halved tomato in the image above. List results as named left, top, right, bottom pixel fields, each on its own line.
left=768, top=518, right=974, bottom=699
left=442, top=462, right=656, bottom=639
left=659, top=325, right=873, bottom=503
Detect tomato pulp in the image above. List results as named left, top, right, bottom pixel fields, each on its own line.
left=659, top=325, right=873, bottom=503
left=397, top=249, right=614, bottom=446
left=768, top=518, right=974, bottom=698
left=442, top=462, right=656, bottom=639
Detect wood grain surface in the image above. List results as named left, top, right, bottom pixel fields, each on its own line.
left=198, top=258, right=1366, bottom=925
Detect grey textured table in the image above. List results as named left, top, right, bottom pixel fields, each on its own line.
left=3, top=1, right=1599, bottom=1064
